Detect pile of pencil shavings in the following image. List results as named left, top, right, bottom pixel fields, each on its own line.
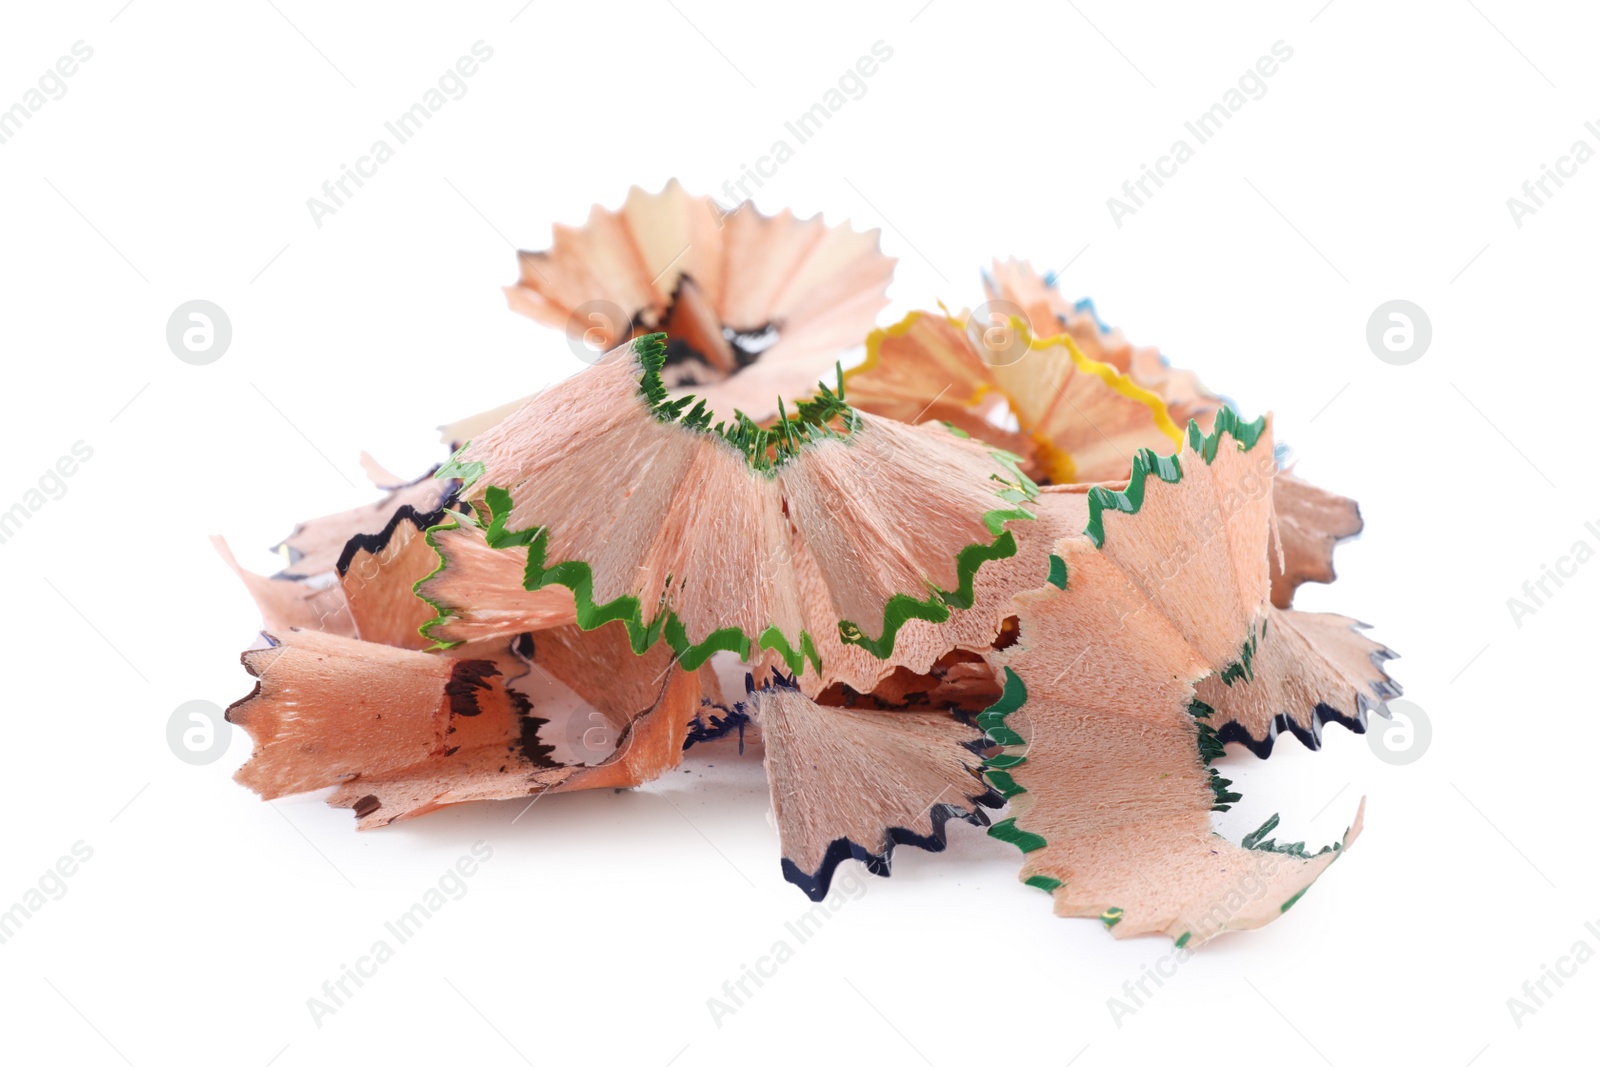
left=218, top=181, right=1398, bottom=945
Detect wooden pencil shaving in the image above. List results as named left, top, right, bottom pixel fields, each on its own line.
left=217, top=183, right=1400, bottom=944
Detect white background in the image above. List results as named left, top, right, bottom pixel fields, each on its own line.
left=2, top=1, right=1596, bottom=1064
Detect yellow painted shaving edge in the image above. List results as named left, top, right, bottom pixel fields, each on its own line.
left=851, top=309, right=1185, bottom=483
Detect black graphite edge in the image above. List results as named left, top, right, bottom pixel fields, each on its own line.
left=223, top=632, right=282, bottom=723
left=683, top=702, right=751, bottom=751
left=745, top=671, right=1004, bottom=901
left=781, top=787, right=1006, bottom=903
left=1216, top=648, right=1402, bottom=759
left=651, top=274, right=775, bottom=372
left=272, top=465, right=454, bottom=577
left=332, top=493, right=457, bottom=578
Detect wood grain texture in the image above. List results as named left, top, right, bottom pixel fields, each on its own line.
left=983, top=258, right=1222, bottom=430
left=443, top=179, right=894, bottom=440
left=452, top=339, right=1032, bottom=664
left=227, top=626, right=705, bottom=828
left=1268, top=469, right=1364, bottom=609
left=848, top=310, right=1183, bottom=483
left=986, top=417, right=1368, bottom=941
left=750, top=683, right=997, bottom=900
